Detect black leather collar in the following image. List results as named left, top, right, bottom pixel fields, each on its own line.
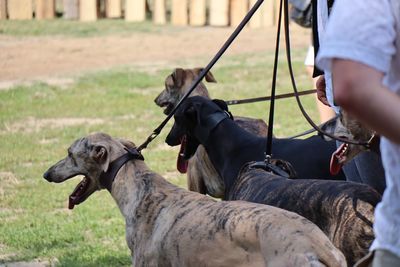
left=194, top=110, right=232, bottom=144
left=98, top=147, right=144, bottom=192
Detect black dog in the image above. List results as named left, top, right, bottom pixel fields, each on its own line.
left=166, top=96, right=381, bottom=266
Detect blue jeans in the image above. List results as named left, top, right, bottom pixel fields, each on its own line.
left=339, top=142, right=386, bottom=194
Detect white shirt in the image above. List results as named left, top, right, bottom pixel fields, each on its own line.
left=317, top=0, right=400, bottom=257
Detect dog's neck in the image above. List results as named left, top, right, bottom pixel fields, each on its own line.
left=109, top=158, right=205, bottom=253
left=108, top=160, right=143, bottom=213
left=200, top=118, right=265, bottom=194
left=99, top=149, right=143, bottom=192
left=109, top=159, right=184, bottom=228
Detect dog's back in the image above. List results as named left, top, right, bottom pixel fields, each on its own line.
left=229, top=164, right=380, bottom=266
left=272, top=136, right=345, bottom=180
left=136, top=178, right=346, bottom=267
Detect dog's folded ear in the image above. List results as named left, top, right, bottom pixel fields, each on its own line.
left=185, top=104, right=198, bottom=123
left=90, top=144, right=110, bottom=173
left=193, top=68, right=217, bottom=83
left=212, top=99, right=228, bottom=111
left=172, top=68, right=186, bottom=88
left=319, top=116, right=339, bottom=141
left=117, top=138, right=136, bottom=150
left=212, top=99, right=233, bottom=119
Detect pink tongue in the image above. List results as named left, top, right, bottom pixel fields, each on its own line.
left=330, top=143, right=345, bottom=175
left=177, top=136, right=188, bottom=174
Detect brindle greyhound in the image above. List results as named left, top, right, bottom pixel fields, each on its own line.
left=321, top=111, right=386, bottom=194
left=321, top=111, right=380, bottom=173
left=165, top=96, right=382, bottom=266
left=43, top=133, right=346, bottom=267
left=155, top=68, right=345, bottom=196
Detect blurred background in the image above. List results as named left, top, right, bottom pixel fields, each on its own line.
left=0, top=1, right=316, bottom=266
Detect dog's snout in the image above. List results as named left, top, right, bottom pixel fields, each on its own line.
left=154, top=91, right=165, bottom=105
left=165, top=134, right=180, bottom=147
left=154, top=95, right=160, bottom=105
left=166, top=124, right=182, bottom=146
left=43, top=169, right=53, bottom=182
left=165, top=134, right=175, bottom=146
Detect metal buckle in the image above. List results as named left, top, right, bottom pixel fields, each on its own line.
left=249, top=161, right=291, bottom=178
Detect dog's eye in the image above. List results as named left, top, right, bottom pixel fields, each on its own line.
left=67, top=151, right=78, bottom=166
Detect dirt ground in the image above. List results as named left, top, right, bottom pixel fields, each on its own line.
left=0, top=25, right=310, bottom=89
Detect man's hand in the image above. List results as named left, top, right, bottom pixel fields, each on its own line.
left=316, top=75, right=331, bottom=106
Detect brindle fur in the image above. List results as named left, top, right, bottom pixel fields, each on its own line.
left=232, top=164, right=379, bottom=267
left=165, top=96, right=382, bottom=266
left=154, top=67, right=268, bottom=196
left=43, top=133, right=346, bottom=267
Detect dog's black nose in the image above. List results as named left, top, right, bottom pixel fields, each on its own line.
left=43, top=170, right=52, bottom=182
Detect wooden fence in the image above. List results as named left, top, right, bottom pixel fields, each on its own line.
left=0, top=0, right=281, bottom=28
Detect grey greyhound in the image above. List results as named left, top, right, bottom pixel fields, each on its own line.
left=43, top=132, right=346, bottom=267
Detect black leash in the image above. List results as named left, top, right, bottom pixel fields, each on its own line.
left=137, top=0, right=265, bottom=152
left=225, top=89, right=316, bottom=105
left=264, top=0, right=284, bottom=160
left=282, top=0, right=371, bottom=148
left=287, top=127, right=316, bottom=139
left=251, top=0, right=368, bottom=178
left=137, top=0, right=370, bottom=155
left=248, top=0, right=292, bottom=178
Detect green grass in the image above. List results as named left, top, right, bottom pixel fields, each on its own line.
left=0, top=32, right=318, bottom=265
left=0, top=19, right=167, bottom=37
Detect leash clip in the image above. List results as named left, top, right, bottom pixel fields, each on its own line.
left=250, top=158, right=291, bottom=178
left=264, top=153, right=271, bottom=164
left=124, top=147, right=145, bottom=161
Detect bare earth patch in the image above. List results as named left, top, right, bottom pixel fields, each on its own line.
left=1, top=117, right=105, bottom=134
left=0, top=172, right=19, bottom=185
left=0, top=258, right=59, bottom=267
left=0, top=25, right=309, bottom=88
left=0, top=172, right=20, bottom=199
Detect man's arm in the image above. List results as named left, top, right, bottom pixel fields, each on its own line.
left=332, top=59, right=400, bottom=144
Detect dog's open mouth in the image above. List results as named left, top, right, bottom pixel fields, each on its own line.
left=330, top=143, right=349, bottom=175
left=68, top=177, right=91, bottom=210
left=159, top=102, right=174, bottom=115
left=177, top=135, right=189, bottom=173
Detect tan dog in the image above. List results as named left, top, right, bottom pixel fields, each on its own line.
left=154, top=68, right=215, bottom=115
left=154, top=68, right=268, bottom=197
left=43, top=133, right=346, bottom=267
